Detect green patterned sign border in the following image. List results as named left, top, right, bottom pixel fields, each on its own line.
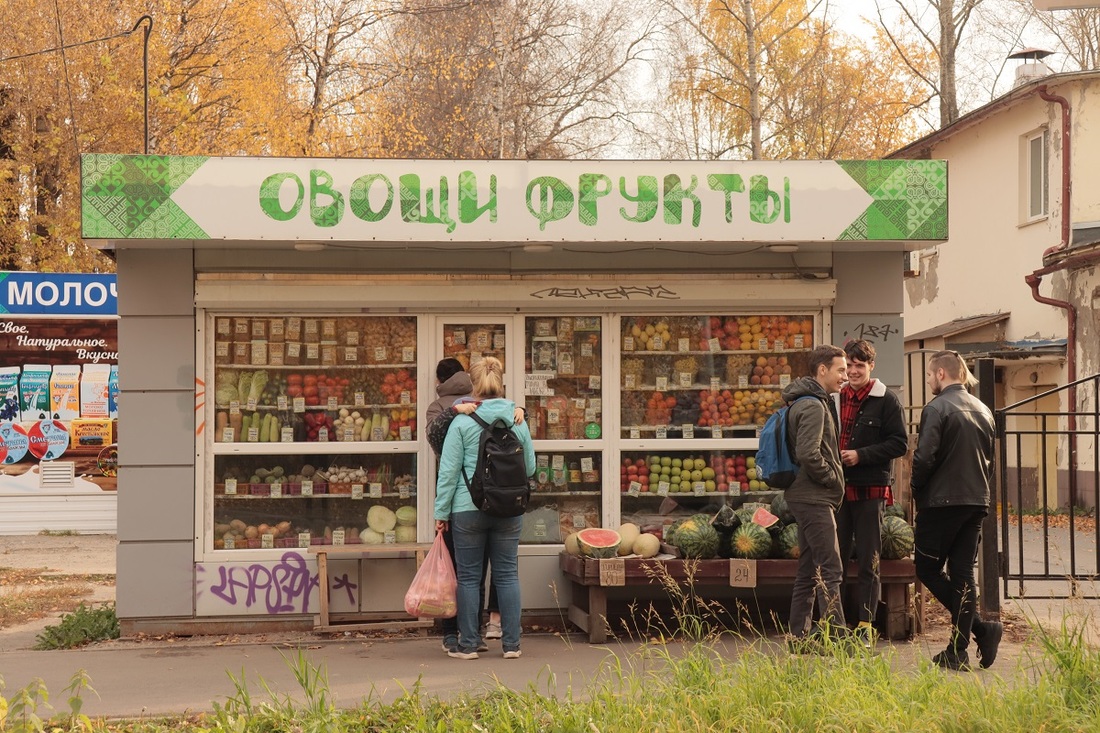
left=836, top=160, right=947, bottom=240
left=82, top=155, right=210, bottom=239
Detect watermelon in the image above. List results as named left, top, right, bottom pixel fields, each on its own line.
left=777, top=523, right=800, bottom=559
left=576, top=528, right=622, bottom=559
left=881, top=516, right=915, bottom=560
left=633, top=533, right=661, bottom=558
left=730, top=522, right=772, bottom=559
left=664, top=518, right=689, bottom=545
left=752, top=506, right=779, bottom=528
left=770, top=493, right=795, bottom=524
left=617, top=523, right=641, bottom=556
left=672, top=519, right=719, bottom=559
left=734, top=507, right=754, bottom=527
left=884, top=503, right=907, bottom=521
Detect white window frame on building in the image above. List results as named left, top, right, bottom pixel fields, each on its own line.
left=1023, top=127, right=1049, bottom=222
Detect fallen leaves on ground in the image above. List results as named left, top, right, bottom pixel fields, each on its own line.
left=1007, top=513, right=1097, bottom=532
left=0, top=566, right=95, bottom=628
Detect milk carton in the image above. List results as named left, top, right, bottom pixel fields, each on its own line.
left=19, top=365, right=52, bottom=421
left=108, top=365, right=119, bottom=419
left=0, top=367, right=21, bottom=422
left=49, top=365, right=81, bottom=420
left=80, top=364, right=111, bottom=418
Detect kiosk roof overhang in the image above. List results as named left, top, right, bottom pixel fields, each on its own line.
left=81, top=155, right=947, bottom=253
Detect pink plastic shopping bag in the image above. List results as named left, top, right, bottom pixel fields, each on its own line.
left=403, top=531, right=457, bottom=618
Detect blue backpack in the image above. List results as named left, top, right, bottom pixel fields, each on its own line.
left=755, top=395, right=819, bottom=489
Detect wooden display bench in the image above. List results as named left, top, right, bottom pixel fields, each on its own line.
left=559, top=552, right=917, bottom=643
left=309, top=543, right=435, bottom=633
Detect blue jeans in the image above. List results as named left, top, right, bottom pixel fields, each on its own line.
left=451, top=510, right=522, bottom=653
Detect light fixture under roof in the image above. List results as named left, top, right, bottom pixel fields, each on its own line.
left=523, top=243, right=553, bottom=253
left=294, top=242, right=326, bottom=252
left=767, top=244, right=799, bottom=254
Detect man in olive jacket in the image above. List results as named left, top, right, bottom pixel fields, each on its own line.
left=911, top=350, right=1001, bottom=670
left=782, top=344, right=848, bottom=645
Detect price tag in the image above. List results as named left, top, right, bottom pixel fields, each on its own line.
left=652, top=335, right=664, bottom=351
left=353, top=483, right=366, bottom=499
left=779, top=374, right=791, bottom=387
left=224, top=537, right=235, bottom=550
left=344, top=347, right=358, bottom=362
left=306, top=343, right=320, bottom=360
left=683, top=424, right=695, bottom=439
left=318, top=427, right=329, bottom=442
left=384, top=530, right=396, bottom=544
left=793, top=334, right=805, bottom=349
left=247, top=427, right=259, bottom=442
left=693, top=481, right=706, bottom=496
left=580, top=457, right=594, bottom=472
left=729, top=559, right=758, bottom=588
left=374, top=346, right=388, bottom=362
left=551, top=454, right=566, bottom=470
left=712, top=426, right=723, bottom=439
left=598, top=558, right=626, bottom=586
left=623, top=336, right=635, bottom=351
left=453, top=329, right=466, bottom=344
left=369, top=482, right=382, bottom=498
left=758, top=337, right=769, bottom=351
left=477, top=332, right=490, bottom=349
left=398, top=482, right=411, bottom=499
left=400, top=391, right=411, bottom=405
left=679, top=372, right=692, bottom=388
left=293, top=397, right=305, bottom=413
left=657, top=481, right=670, bottom=496
left=656, top=426, right=668, bottom=439
left=572, top=514, right=587, bottom=529
left=342, top=426, right=356, bottom=442
left=261, top=533, right=274, bottom=549
left=738, top=376, right=749, bottom=389
left=222, top=427, right=235, bottom=443
left=332, top=529, right=346, bottom=546
left=710, top=377, right=721, bottom=391
left=774, top=339, right=785, bottom=351
left=629, top=428, right=641, bottom=439
left=298, top=532, right=311, bottom=548
left=246, top=398, right=257, bottom=412
left=709, top=337, right=721, bottom=352
left=270, top=483, right=282, bottom=498
left=225, top=478, right=238, bottom=495
left=346, top=331, right=360, bottom=346
left=402, top=346, right=415, bottom=362
left=547, top=408, right=561, bottom=425
left=229, top=401, right=241, bottom=415
left=302, top=480, right=313, bottom=496
left=493, top=333, right=506, bottom=350
left=678, top=337, right=690, bottom=352
left=628, top=481, right=641, bottom=497
left=580, top=342, right=593, bottom=357
left=281, top=427, right=294, bottom=442
left=625, top=374, right=636, bottom=389
left=327, top=396, right=338, bottom=410
left=399, top=425, right=412, bottom=441
left=589, top=375, right=601, bottom=390
left=731, top=483, right=742, bottom=497
left=215, top=342, right=230, bottom=358
left=277, top=395, right=288, bottom=410
left=287, top=342, right=301, bottom=359
left=656, top=376, right=668, bottom=391
left=354, top=391, right=365, bottom=406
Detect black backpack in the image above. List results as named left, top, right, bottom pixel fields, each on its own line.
left=461, top=413, right=531, bottom=517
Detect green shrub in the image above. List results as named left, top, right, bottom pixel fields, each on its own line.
left=33, top=602, right=119, bottom=650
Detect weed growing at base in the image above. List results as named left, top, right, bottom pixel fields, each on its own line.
left=34, top=602, right=119, bottom=650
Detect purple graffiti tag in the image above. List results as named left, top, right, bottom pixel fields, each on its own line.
left=332, top=572, right=358, bottom=605
left=207, top=552, right=319, bottom=614
left=529, top=284, right=680, bottom=300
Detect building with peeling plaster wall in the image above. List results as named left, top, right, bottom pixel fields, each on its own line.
left=891, top=70, right=1100, bottom=510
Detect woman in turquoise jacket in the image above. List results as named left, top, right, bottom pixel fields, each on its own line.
left=434, top=357, right=535, bottom=660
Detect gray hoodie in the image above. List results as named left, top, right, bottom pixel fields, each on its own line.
left=779, top=376, right=845, bottom=508
left=425, top=371, right=474, bottom=425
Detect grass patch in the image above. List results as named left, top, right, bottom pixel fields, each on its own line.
left=34, top=602, right=120, bottom=650
left=0, top=567, right=96, bottom=629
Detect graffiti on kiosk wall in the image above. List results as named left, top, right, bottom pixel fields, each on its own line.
left=529, top=284, right=681, bottom=301
left=195, top=554, right=360, bottom=616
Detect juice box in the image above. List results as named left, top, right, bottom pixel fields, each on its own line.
left=80, top=363, right=111, bottom=418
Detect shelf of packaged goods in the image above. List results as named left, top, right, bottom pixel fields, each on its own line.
left=621, top=384, right=787, bottom=392
left=621, top=349, right=809, bottom=356
left=215, top=403, right=415, bottom=412
left=215, top=491, right=417, bottom=500
left=223, top=363, right=417, bottom=371
left=621, top=490, right=778, bottom=501
left=531, top=491, right=601, bottom=497
left=529, top=373, right=601, bottom=380
left=210, top=442, right=418, bottom=455
left=620, top=425, right=762, bottom=436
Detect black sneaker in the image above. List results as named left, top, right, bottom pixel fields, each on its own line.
left=932, top=648, right=971, bottom=671
left=975, top=622, right=1003, bottom=669
left=787, top=634, right=826, bottom=656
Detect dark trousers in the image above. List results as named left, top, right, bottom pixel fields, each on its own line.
left=440, top=527, right=496, bottom=637
left=914, top=505, right=990, bottom=652
left=836, top=498, right=884, bottom=624
left=787, top=500, right=847, bottom=636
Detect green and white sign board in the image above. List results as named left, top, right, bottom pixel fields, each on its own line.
left=81, top=155, right=946, bottom=244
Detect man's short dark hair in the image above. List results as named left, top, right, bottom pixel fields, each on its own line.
left=436, top=358, right=465, bottom=383
left=844, top=339, right=876, bottom=364
left=807, top=344, right=845, bottom=376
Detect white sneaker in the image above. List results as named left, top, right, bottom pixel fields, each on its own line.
left=503, top=649, right=522, bottom=659
left=485, top=621, right=502, bottom=639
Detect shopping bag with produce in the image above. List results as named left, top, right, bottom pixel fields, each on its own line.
left=403, top=531, right=457, bottom=618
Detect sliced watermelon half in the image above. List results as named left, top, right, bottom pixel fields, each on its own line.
left=576, top=528, right=622, bottom=559
left=751, top=506, right=780, bottom=529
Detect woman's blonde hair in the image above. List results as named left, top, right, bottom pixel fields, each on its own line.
left=469, top=356, right=505, bottom=398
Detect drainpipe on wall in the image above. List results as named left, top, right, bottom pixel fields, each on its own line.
left=1036, top=86, right=1071, bottom=258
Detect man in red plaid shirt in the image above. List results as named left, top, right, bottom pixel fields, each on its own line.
left=831, top=340, right=908, bottom=642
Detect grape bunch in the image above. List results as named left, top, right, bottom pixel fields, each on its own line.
left=0, top=396, right=19, bottom=421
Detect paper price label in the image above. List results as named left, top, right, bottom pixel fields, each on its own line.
left=229, top=401, right=241, bottom=415
left=225, top=478, right=238, bottom=495
left=223, top=537, right=235, bottom=550
left=374, top=347, right=388, bottom=361
left=712, top=426, right=723, bottom=439
left=709, top=337, right=721, bottom=352
left=779, top=374, right=791, bottom=387
left=547, top=408, right=561, bottom=424
left=222, top=427, right=235, bottom=443
left=682, top=424, right=695, bottom=439
left=370, top=427, right=384, bottom=441
left=710, top=377, right=721, bottom=391
left=301, top=480, right=313, bottom=496
left=318, top=427, right=329, bottom=442
left=247, top=427, right=259, bottom=442
left=246, top=398, right=257, bottom=412
left=453, top=329, right=466, bottom=344
left=399, top=426, right=412, bottom=441
left=678, top=338, right=691, bottom=352
left=657, top=481, right=670, bottom=496
left=402, top=346, right=415, bottom=362
left=354, top=391, right=365, bottom=406
left=655, top=376, right=668, bottom=391
left=738, top=376, right=749, bottom=389
left=400, top=391, right=411, bottom=405
left=398, top=483, right=410, bottom=499
left=629, top=428, right=641, bottom=439
left=679, top=372, right=692, bottom=388
left=580, top=457, right=594, bottom=472
left=656, top=426, right=668, bottom=439
left=287, top=342, right=301, bottom=358
left=493, top=333, right=506, bottom=350
left=758, top=337, right=769, bottom=351
left=277, top=395, right=288, bottom=410
left=327, top=396, right=338, bottom=410
left=580, top=343, right=593, bottom=357
left=332, top=529, right=346, bottom=546
left=774, top=339, right=785, bottom=351
left=384, top=531, right=396, bottom=544
left=628, top=481, right=642, bottom=497
left=625, top=374, right=636, bottom=389
left=342, top=427, right=356, bottom=442
left=693, top=482, right=706, bottom=496
left=270, top=483, right=282, bottom=498
left=298, top=533, right=311, bottom=549
left=572, top=514, right=587, bottom=529
left=281, top=427, right=294, bottom=442
left=793, top=334, right=805, bottom=348
left=552, top=454, right=566, bottom=470
left=731, top=484, right=742, bottom=497
left=306, top=343, right=320, bottom=360
left=369, top=482, right=382, bottom=498
left=349, top=483, right=362, bottom=499
left=344, top=347, right=358, bottom=362
left=729, top=559, right=758, bottom=588
left=652, top=335, right=664, bottom=350
left=346, top=331, right=359, bottom=346
left=589, top=375, right=601, bottom=390
left=293, top=397, right=305, bottom=413
left=598, top=558, right=626, bottom=586
left=261, top=533, right=274, bottom=549
left=623, top=336, right=634, bottom=351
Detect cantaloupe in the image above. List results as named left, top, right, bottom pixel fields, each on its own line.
left=617, top=523, right=641, bottom=556
left=633, top=533, right=661, bottom=558
left=564, top=532, right=581, bottom=555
